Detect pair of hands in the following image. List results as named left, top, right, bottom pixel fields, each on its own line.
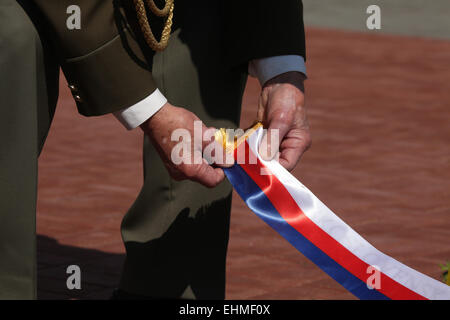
left=141, top=71, right=311, bottom=188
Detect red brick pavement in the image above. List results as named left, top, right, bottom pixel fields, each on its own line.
left=37, top=28, right=450, bottom=299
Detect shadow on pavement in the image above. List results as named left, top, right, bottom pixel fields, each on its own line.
left=37, top=235, right=125, bottom=300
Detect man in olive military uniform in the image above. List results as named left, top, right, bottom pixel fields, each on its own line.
left=0, top=0, right=309, bottom=299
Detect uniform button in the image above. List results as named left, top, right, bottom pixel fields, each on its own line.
left=68, top=84, right=77, bottom=91
left=74, top=95, right=83, bottom=102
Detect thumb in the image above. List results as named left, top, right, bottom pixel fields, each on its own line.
left=201, top=126, right=234, bottom=168
left=259, top=119, right=290, bottom=161
left=193, top=160, right=225, bottom=188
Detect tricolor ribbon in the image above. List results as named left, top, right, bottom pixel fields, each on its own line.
left=218, top=123, right=450, bottom=300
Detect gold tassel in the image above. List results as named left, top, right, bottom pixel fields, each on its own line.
left=215, top=122, right=264, bottom=154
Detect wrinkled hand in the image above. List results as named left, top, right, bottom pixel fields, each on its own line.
left=257, top=71, right=311, bottom=171
left=141, top=103, right=224, bottom=188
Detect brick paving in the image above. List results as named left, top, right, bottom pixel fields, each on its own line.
left=37, top=28, right=450, bottom=299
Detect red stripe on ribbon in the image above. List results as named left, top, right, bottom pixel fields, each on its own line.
left=235, top=141, right=426, bottom=300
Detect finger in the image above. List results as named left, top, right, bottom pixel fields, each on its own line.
left=182, top=158, right=225, bottom=188
left=201, top=126, right=217, bottom=150
left=212, top=137, right=235, bottom=168
left=257, top=90, right=269, bottom=123
left=259, top=119, right=290, bottom=161
left=279, top=134, right=311, bottom=171
left=193, top=163, right=225, bottom=188
left=213, top=152, right=235, bottom=168
left=279, top=148, right=302, bottom=171
left=202, top=126, right=234, bottom=168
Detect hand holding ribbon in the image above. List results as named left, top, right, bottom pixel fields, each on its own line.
left=218, top=124, right=450, bottom=300
left=257, top=71, right=311, bottom=171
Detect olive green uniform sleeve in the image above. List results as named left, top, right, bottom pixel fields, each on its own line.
left=28, top=0, right=157, bottom=116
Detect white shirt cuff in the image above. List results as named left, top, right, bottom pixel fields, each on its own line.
left=248, top=55, right=307, bottom=86
left=113, top=88, right=167, bottom=130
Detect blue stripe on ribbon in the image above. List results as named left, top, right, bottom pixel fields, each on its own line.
left=225, top=164, right=389, bottom=300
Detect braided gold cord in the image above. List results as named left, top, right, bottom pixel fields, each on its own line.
left=133, top=0, right=174, bottom=52
left=145, top=0, right=172, bottom=17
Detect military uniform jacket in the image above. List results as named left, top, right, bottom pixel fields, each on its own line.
left=18, top=0, right=306, bottom=117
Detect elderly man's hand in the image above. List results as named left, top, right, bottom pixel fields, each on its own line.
left=141, top=103, right=224, bottom=188
left=257, top=71, right=311, bottom=171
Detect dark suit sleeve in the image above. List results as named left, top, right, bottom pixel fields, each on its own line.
left=24, top=0, right=157, bottom=117
left=224, top=0, right=306, bottom=69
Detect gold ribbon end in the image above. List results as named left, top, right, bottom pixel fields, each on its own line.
left=215, top=122, right=263, bottom=154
